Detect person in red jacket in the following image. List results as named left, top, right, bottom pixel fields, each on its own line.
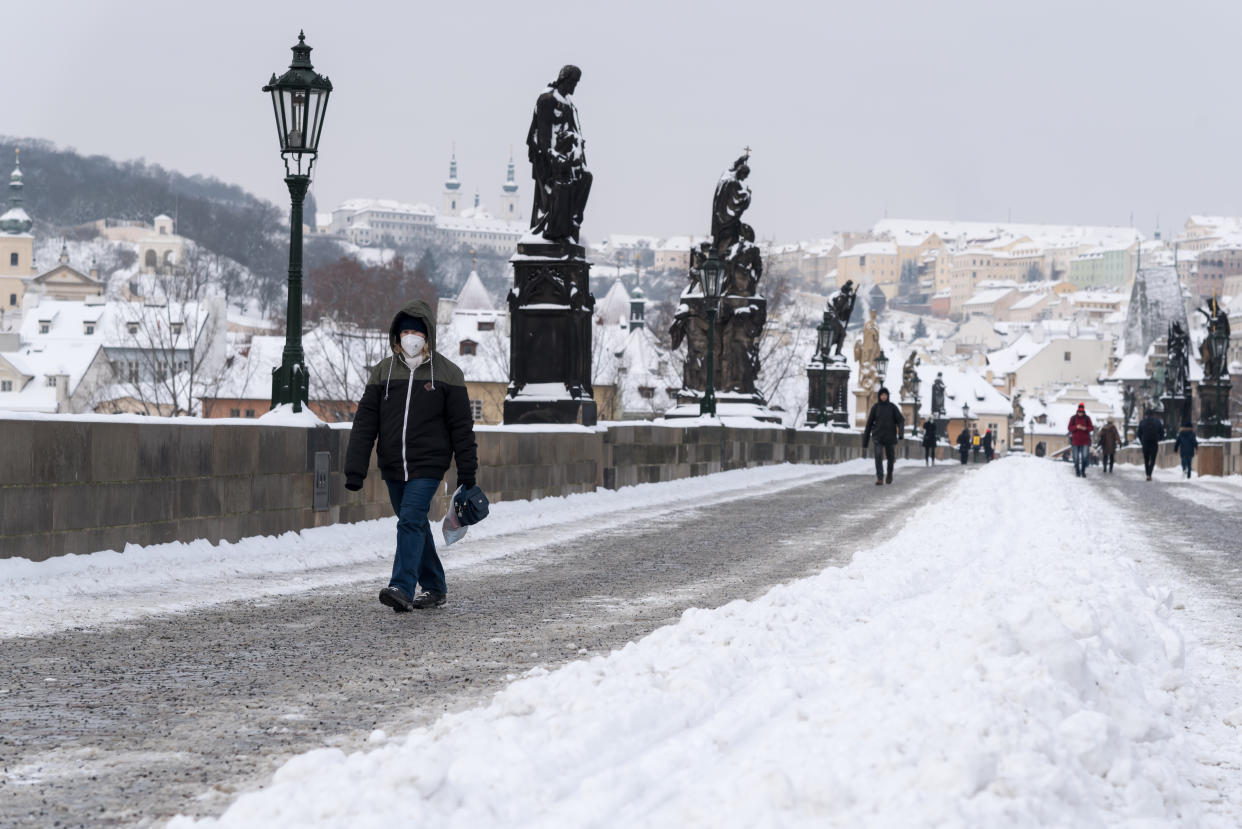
left=1067, top=403, right=1095, bottom=478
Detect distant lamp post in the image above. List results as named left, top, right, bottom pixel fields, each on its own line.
left=962, top=401, right=971, bottom=425
left=876, top=350, right=889, bottom=399
left=264, top=31, right=332, bottom=412
left=699, top=249, right=723, bottom=417
left=1028, top=416, right=1035, bottom=453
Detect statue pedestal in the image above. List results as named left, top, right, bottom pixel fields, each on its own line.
left=900, top=399, right=917, bottom=433
left=854, top=389, right=875, bottom=429
left=1196, top=380, right=1232, bottom=438
left=504, top=240, right=596, bottom=426
left=805, top=360, right=850, bottom=427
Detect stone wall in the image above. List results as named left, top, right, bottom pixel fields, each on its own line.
left=1, top=417, right=949, bottom=561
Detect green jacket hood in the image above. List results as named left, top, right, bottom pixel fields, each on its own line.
left=389, top=299, right=438, bottom=351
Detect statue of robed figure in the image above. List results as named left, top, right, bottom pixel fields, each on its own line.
left=822, top=281, right=857, bottom=361
left=1197, top=297, right=1231, bottom=383
left=526, top=65, right=593, bottom=243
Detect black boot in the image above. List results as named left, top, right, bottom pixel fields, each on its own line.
left=410, top=591, right=447, bottom=609
left=379, top=586, right=414, bottom=613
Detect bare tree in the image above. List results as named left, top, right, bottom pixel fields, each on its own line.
left=101, top=246, right=228, bottom=416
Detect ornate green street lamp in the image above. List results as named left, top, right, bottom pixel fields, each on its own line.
left=264, top=31, right=332, bottom=412
left=699, top=250, right=722, bottom=417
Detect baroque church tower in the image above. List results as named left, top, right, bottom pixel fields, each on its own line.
left=498, top=150, right=520, bottom=221
left=441, top=146, right=462, bottom=216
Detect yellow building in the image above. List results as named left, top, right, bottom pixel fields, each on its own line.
left=0, top=152, right=36, bottom=318
left=27, top=246, right=106, bottom=301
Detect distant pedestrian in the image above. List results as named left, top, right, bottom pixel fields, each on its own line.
left=345, top=300, right=480, bottom=613
left=921, top=419, right=937, bottom=466
left=982, top=428, right=994, bottom=462
left=1135, top=410, right=1165, bottom=481
left=1034, top=440, right=1046, bottom=458
left=1067, top=403, right=1095, bottom=478
left=1174, top=419, right=1198, bottom=479
left=971, top=428, right=981, bottom=463
left=1097, top=418, right=1120, bottom=474
left=862, top=386, right=905, bottom=485
left=956, top=427, right=971, bottom=465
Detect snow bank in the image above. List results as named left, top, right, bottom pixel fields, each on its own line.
left=177, top=457, right=1242, bottom=828
left=0, top=461, right=880, bottom=639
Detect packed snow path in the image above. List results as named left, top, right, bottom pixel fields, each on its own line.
left=0, top=460, right=950, bottom=827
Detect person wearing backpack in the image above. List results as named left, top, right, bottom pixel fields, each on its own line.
left=345, top=299, right=479, bottom=612
left=1173, top=419, right=1198, bottom=479
left=956, top=426, right=972, bottom=465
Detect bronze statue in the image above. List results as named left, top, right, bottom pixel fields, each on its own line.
left=725, top=224, right=763, bottom=296
left=1197, top=297, right=1231, bottom=382
left=711, top=153, right=751, bottom=256
left=1166, top=319, right=1190, bottom=398
left=526, top=65, right=592, bottom=243
left=823, top=280, right=857, bottom=360
left=1122, top=384, right=1136, bottom=430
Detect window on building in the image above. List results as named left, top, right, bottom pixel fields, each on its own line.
left=1064, top=351, right=1071, bottom=362
left=127, top=362, right=138, bottom=383
left=459, top=339, right=477, bottom=356
left=470, top=399, right=484, bottom=422
left=1, top=380, right=11, bottom=391
left=46, top=375, right=57, bottom=387
left=229, top=408, right=241, bottom=418
left=127, top=322, right=139, bottom=335
left=244, top=408, right=256, bottom=418
left=8, top=293, right=14, bottom=306
left=39, top=323, right=49, bottom=334
left=666, top=387, right=680, bottom=399
left=638, top=386, right=655, bottom=399
left=84, top=324, right=95, bottom=335
left=171, top=323, right=183, bottom=336
left=477, top=320, right=495, bottom=332
left=9, top=253, right=17, bottom=266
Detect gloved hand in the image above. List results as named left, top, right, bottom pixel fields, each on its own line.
left=458, top=478, right=475, bottom=491
left=345, top=476, right=364, bottom=492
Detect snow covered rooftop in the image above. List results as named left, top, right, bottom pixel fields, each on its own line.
left=455, top=271, right=495, bottom=312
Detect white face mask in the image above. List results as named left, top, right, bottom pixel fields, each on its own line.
left=400, top=332, right=426, bottom=361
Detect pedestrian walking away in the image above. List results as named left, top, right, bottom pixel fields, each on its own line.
left=971, top=428, right=981, bottom=463
left=1174, top=419, right=1198, bottom=479
left=956, top=426, right=971, bottom=465
left=1067, top=403, right=1094, bottom=478
left=861, top=386, right=905, bottom=485
left=1135, top=410, right=1165, bottom=481
left=344, top=299, right=480, bottom=613
left=982, top=428, right=994, bottom=462
left=1097, top=418, right=1120, bottom=474
left=921, top=419, right=937, bottom=466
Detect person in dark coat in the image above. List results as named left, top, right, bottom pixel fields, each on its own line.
left=956, top=427, right=972, bottom=465
left=345, top=299, right=479, bottom=612
left=1173, top=419, right=1198, bottom=479
left=921, top=419, right=937, bottom=466
left=1097, top=418, right=1120, bottom=474
left=1135, top=410, right=1165, bottom=481
left=862, top=386, right=905, bottom=485
left=982, top=429, right=994, bottom=462
left=971, top=427, right=981, bottom=463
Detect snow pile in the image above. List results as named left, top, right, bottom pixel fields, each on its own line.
left=0, top=461, right=879, bottom=639
left=179, top=457, right=1242, bottom=827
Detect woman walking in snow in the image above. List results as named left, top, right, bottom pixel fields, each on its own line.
left=956, top=427, right=971, bottom=465
left=344, top=300, right=479, bottom=612
left=1173, top=420, right=1198, bottom=479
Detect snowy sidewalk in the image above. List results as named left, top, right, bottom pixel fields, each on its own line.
left=179, top=457, right=1242, bottom=828
left=0, top=461, right=882, bottom=639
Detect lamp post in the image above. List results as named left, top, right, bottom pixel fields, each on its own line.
left=962, top=400, right=970, bottom=430
left=699, top=249, right=722, bottom=417
left=1028, top=416, right=1035, bottom=453
left=263, top=31, right=332, bottom=412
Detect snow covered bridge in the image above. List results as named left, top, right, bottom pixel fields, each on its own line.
left=3, top=457, right=1242, bottom=826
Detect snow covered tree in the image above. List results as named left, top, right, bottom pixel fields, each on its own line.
left=913, top=317, right=928, bottom=339
left=1024, top=262, right=1044, bottom=282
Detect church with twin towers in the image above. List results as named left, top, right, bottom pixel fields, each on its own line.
left=324, top=148, right=524, bottom=254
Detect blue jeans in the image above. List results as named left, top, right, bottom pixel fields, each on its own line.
left=1181, top=454, right=1193, bottom=477
left=1072, top=444, right=1089, bottom=476
left=385, top=478, right=447, bottom=598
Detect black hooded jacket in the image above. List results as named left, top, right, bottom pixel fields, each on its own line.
left=862, top=388, right=905, bottom=447
left=345, top=299, right=478, bottom=488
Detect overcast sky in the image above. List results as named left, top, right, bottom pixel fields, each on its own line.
left=7, top=1, right=1242, bottom=244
